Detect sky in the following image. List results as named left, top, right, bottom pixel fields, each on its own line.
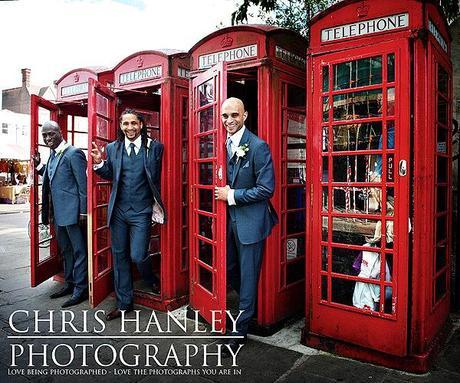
left=0, top=0, right=260, bottom=107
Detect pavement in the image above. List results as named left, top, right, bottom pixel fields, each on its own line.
left=1, top=210, right=460, bottom=383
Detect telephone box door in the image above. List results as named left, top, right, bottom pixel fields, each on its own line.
left=190, top=63, right=228, bottom=331
left=30, top=95, right=61, bottom=286
left=87, top=78, right=117, bottom=307
left=309, top=41, right=410, bottom=356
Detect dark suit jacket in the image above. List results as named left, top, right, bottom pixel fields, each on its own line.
left=229, top=128, right=278, bottom=244
left=40, top=145, right=87, bottom=226
left=95, top=138, right=165, bottom=225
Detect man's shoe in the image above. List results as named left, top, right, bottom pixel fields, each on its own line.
left=152, top=282, right=160, bottom=294
left=105, top=307, right=133, bottom=321
left=50, top=286, right=73, bottom=299
left=61, top=293, right=88, bottom=308
left=222, top=338, right=246, bottom=358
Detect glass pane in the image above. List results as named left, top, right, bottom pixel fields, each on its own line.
left=198, top=215, right=213, bottom=239
left=322, top=247, right=328, bottom=271
left=287, top=112, right=306, bottom=135
left=333, top=155, right=380, bottom=183
left=438, top=97, right=448, bottom=125
left=198, top=80, right=213, bottom=106
left=322, top=156, right=328, bottom=182
left=287, top=187, right=305, bottom=209
left=436, top=244, right=447, bottom=271
left=387, top=121, right=395, bottom=149
left=322, top=126, right=329, bottom=151
left=332, top=247, right=363, bottom=276
left=333, top=89, right=382, bottom=120
left=438, top=65, right=448, bottom=95
left=322, top=65, right=329, bottom=92
left=331, top=217, right=381, bottom=246
left=387, top=54, right=395, bottom=82
left=96, top=228, right=109, bottom=250
left=333, top=187, right=382, bottom=214
left=436, top=215, right=447, bottom=242
left=331, top=278, right=356, bottom=307
left=333, top=122, right=382, bottom=151
left=323, top=97, right=329, bottom=122
left=96, top=206, right=108, bottom=228
left=199, top=188, right=213, bottom=212
left=199, top=163, right=213, bottom=185
left=96, top=117, right=108, bottom=138
left=96, top=184, right=110, bottom=205
left=435, top=273, right=447, bottom=302
left=321, top=275, right=328, bottom=300
left=387, top=87, right=395, bottom=116
left=437, top=156, right=448, bottom=183
left=199, top=134, right=214, bottom=158
left=96, top=93, right=108, bottom=117
left=437, top=186, right=447, bottom=212
left=322, top=187, right=328, bottom=211
left=437, top=128, right=448, bottom=154
left=322, top=217, right=328, bottom=241
left=73, top=132, right=87, bottom=149
left=287, top=84, right=306, bottom=108
left=287, top=148, right=306, bottom=161
left=97, top=249, right=109, bottom=274
left=199, top=108, right=214, bottom=133
left=286, top=235, right=305, bottom=260
left=199, top=266, right=213, bottom=293
left=286, top=210, right=305, bottom=234
left=384, top=286, right=394, bottom=314
left=198, top=240, right=213, bottom=267
left=333, top=56, right=382, bottom=90
left=287, top=163, right=306, bottom=184
left=287, top=258, right=305, bottom=284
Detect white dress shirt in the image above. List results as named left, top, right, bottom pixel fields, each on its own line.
left=226, top=126, right=246, bottom=206
left=36, top=140, right=69, bottom=171
left=93, top=135, right=142, bottom=170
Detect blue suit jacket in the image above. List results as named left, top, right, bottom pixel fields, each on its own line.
left=229, top=128, right=278, bottom=244
left=40, top=145, right=87, bottom=226
left=95, top=139, right=165, bottom=225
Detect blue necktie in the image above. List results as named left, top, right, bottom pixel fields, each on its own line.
left=48, top=150, right=57, bottom=179
left=226, top=138, right=233, bottom=160
left=129, top=143, right=136, bottom=157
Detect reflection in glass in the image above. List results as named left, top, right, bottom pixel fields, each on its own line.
left=199, top=163, right=213, bottom=185
left=387, top=54, right=395, bottom=82
left=287, top=210, right=305, bottom=234
left=322, top=187, right=328, bottom=211
left=322, top=247, right=328, bottom=271
left=199, top=189, right=213, bottom=212
left=333, top=155, right=380, bottom=183
left=334, top=56, right=382, bottom=90
left=322, top=156, right=328, bottom=182
left=287, top=163, right=306, bottom=184
left=199, top=240, right=213, bottom=267
left=287, top=112, right=306, bottom=135
left=387, top=87, right=395, bottom=116
left=322, top=126, right=328, bottom=152
left=331, top=217, right=379, bottom=246
left=333, top=187, right=381, bottom=214
left=96, top=93, right=108, bottom=117
left=199, top=215, right=213, bottom=239
left=322, top=65, right=329, bottom=92
left=323, top=97, right=329, bottom=122
left=333, top=89, right=382, bottom=120
left=287, top=137, right=306, bottom=160
left=199, top=108, right=214, bottom=133
left=199, top=134, right=214, bottom=158
left=96, top=117, right=108, bottom=138
left=322, top=216, right=328, bottom=241
left=287, top=149, right=306, bottom=160
left=333, top=122, right=382, bottom=151
left=198, top=80, right=214, bottom=106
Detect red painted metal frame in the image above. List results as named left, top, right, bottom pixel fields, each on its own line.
left=304, top=0, right=453, bottom=372
left=189, top=62, right=228, bottom=332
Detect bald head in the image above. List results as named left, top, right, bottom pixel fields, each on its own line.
left=221, top=97, right=248, bottom=136
left=42, top=120, right=63, bottom=150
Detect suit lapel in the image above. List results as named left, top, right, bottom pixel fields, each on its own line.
left=50, top=146, right=69, bottom=182
left=115, top=141, right=123, bottom=181
left=231, top=129, right=250, bottom=187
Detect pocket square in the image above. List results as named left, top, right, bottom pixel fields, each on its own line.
left=242, top=161, right=250, bottom=169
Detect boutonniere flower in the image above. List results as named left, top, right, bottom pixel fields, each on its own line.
left=56, top=148, right=65, bottom=157
left=235, top=143, right=249, bottom=163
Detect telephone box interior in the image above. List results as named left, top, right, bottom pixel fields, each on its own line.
left=303, top=0, right=452, bottom=372
left=188, top=25, right=308, bottom=334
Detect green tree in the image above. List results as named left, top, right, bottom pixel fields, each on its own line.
left=232, top=0, right=460, bottom=37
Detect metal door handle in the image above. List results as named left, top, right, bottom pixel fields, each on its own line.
left=399, top=160, right=407, bottom=176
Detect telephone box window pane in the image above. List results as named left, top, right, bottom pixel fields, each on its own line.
left=287, top=163, right=306, bottom=184
left=387, top=54, right=395, bottom=83
left=286, top=258, right=305, bottom=285
left=287, top=136, right=306, bottom=160
left=199, top=134, right=214, bottom=158
left=387, top=121, right=395, bottom=149
left=323, top=97, right=329, bottom=122
left=198, top=240, right=213, bottom=267
left=436, top=244, right=447, bottom=272
left=199, top=189, right=213, bottom=213
left=72, top=132, right=87, bottom=149
left=384, top=287, right=394, bottom=314
left=322, top=157, right=328, bottom=182
left=322, top=217, right=328, bottom=241
left=96, top=206, right=108, bottom=228
left=287, top=187, right=305, bottom=209
left=96, top=184, right=110, bottom=205
left=199, top=108, right=214, bottom=133
left=198, top=80, right=214, bottom=106
left=321, top=276, right=328, bottom=300
left=333, top=187, right=382, bottom=214
left=438, top=97, right=448, bottom=125
left=287, top=210, right=305, bottom=234
left=436, top=215, right=447, bottom=242
left=287, top=112, right=306, bottom=135
left=322, top=247, right=328, bottom=271
left=322, top=187, right=329, bottom=211
left=96, top=117, right=108, bottom=138
left=199, top=266, right=213, bottom=293
left=435, top=273, right=447, bottom=302
left=387, top=87, right=395, bottom=116
left=437, top=186, right=447, bottom=212
left=287, top=148, right=306, bottom=161
left=333, top=155, right=380, bottom=183
left=39, top=245, right=52, bottom=263
left=96, top=93, right=108, bottom=117
left=322, top=65, right=329, bottom=92
left=198, top=215, right=213, bottom=239
left=437, top=156, right=448, bottom=183
left=287, top=84, right=306, bottom=108
left=322, top=126, right=329, bottom=151
left=333, top=56, right=382, bottom=90
left=97, top=228, right=109, bottom=250
left=286, top=235, right=305, bottom=260
left=331, top=278, right=356, bottom=307
left=199, top=163, right=213, bottom=185
left=333, top=89, right=382, bottom=120
left=438, top=66, right=448, bottom=95
left=331, top=218, right=380, bottom=247
left=437, top=128, right=448, bottom=153
left=333, top=122, right=382, bottom=151
left=332, top=247, right=363, bottom=276
left=97, top=249, right=109, bottom=274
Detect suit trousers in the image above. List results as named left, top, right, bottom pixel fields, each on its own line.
left=227, top=219, right=264, bottom=337
left=55, top=223, right=88, bottom=298
left=110, top=205, right=158, bottom=309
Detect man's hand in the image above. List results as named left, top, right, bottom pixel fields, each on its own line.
left=32, top=151, right=41, bottom=167
left=214, top=185, right=230, bottom=201
left=90, top=142, right=103, bottom=164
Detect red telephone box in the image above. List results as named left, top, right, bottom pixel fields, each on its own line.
left=188, top=25, right=308, bottom=333
left=303, top=0, right=452, bottom=372
left=30, top=67, right=111, bottom=287
left=87, top=50, right=191, bottom=310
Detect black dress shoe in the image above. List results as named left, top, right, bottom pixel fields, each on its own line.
left=222, top=338, right=246, bottom=358
left=105, top=306, right=133, bottom=321
left=61, top=293, right=88, bottom=308
left=50, top=286, right=73, bottom=299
